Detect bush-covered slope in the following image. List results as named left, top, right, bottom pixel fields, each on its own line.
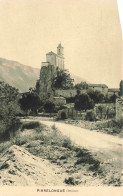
left=0, top=58, right=40, bottom=92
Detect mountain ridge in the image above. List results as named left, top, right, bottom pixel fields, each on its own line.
left=0, top=58, right=40, bottom=92
left=0, top=57, right=87, bottom=92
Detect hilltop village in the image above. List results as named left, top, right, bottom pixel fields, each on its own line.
left=37, top=43, right=121, bottom=99
left=0, top=44, right=123, bottom=187
left=35, top=44, right=122, bottom=119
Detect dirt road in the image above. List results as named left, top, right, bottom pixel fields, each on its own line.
left=35, top=119, right=123, bottom=164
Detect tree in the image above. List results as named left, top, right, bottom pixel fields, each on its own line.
left=104, top=94, right=110, bottom=103
left=44, top=101, right=55, bottom=116
left=0, top=81, right=21, bottom=139
left=87, top=90, right=104, bottom=103
left=75, top=81, right=88, bottom=90
left=74, top=93, right=94, bottom=111
left=110, top=94, right=117, bottom=103
left=19, top=88, right=42, bottom=114
left=52, top=68, right=74, bottom=89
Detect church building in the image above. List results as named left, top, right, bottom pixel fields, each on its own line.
left=42, top=43, right=64, bottom=69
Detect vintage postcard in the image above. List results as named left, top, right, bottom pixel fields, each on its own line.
left=0, top=0, right=122, bottom=196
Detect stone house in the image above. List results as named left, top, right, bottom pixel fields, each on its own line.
left=88, top=84, right=108, bottom=94
left=108, top=88, right=120, bottom=97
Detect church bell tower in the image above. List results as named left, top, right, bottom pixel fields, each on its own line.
left=57, top=43, right=64, bottom=56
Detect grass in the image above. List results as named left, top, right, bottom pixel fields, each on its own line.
left=21, top=121, right=41, bottom=130
left=64, top=177, right=81, bottom=185
left=13, top=120, right=104, bottom=185
left=0, top=119, right=122, bottom=186
left=95, top=119, right=123, bottom=136
left=65, top=118, right=123, bottom=137
left=0, top=141, right=12, bottom=154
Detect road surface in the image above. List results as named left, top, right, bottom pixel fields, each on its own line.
left=24, top=117, right=123, bottom=163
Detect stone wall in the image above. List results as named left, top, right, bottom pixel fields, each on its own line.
left=54, top=97, right=66, bottom=106
left=57, top=108, right=86, bottom=120
left=55, top=89, right=86, bottom=98
left=46, top=53, right=56, bottom=67
left=116, top=97, right=123, bottom=120
left=88, top=86, right=108, bottom=94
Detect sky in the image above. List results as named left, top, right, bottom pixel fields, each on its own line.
left=0, top=0, right=122, bottom=88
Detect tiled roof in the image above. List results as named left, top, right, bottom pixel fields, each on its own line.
left=88, top=84, right=108, bottom=88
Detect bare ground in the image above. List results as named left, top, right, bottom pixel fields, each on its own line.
left=0, top=145, right=67, bottom=186
left=0, top=118, right=122, bottom=186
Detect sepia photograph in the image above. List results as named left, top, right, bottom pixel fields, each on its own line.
left=0, top=0, right=122, bottom=195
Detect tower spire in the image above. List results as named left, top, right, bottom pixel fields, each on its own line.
left=57, top=43, right=64, bottom=55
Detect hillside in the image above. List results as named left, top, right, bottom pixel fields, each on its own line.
left=0, top=57, right=88, bottom=92
left=71, top=73, right=88, bottom=84
left=0, top=58, right=40, bottom=92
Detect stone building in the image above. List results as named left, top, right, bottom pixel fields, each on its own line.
left=88, top=84, right=108, bottom=94
left=42, top=43, right=64, bottom=69
left=108, top=88, right=120, bottom=97
left=37, top=43, right=64, bottom=101
left=38, top=44, right=121, bottom=106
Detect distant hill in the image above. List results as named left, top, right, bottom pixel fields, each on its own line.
left=70, top=73, right=88, bottom=84
left=0, top=58, right=40, bottom=92
left=0, top=57, right=87, bottom=92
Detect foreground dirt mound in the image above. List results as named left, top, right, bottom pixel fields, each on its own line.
left=0, top=145, right=66, bottom=186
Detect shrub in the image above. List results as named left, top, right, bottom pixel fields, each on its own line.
left=0, top=141, right=12, bottom=154
left=64, top=177, right=81, bottom=185
left=22, top=121, right=40, bottom=130
left=19, top=89, right=42, bottom=115
left=87, top=90, right=104, bottom=103
left=44, top=101, right=55, bottom=113
left=62, top=138, right=73, bottom=150
left=75, top=148, right=90, bottom=157
left=75, top=93, right=94, bottom=111
left=85, top=110, right=96, bottom=121
left=51, top=124, right=56, bottom=130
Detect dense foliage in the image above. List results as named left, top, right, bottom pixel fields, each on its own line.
left=52, top=68, right=74, bottom=89
left=44, top=101, right=55, bottom=113
left=0, top=81, right=21, bottom=139
left=74, top=93, right=94, bottom=111
left=19, top=88, right=42, bottom=114
left=87, top=89, right=104, bottom=103
left=74, top=82, right=88, bottom=90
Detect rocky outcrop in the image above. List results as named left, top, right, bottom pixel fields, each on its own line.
left=36, top=64, right=56, bottom=101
